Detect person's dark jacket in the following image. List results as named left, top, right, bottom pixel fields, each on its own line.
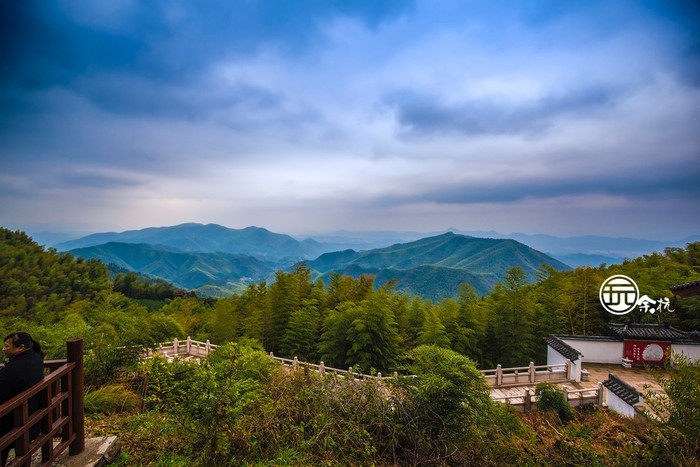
left=0, top=349, right=45, bottom=439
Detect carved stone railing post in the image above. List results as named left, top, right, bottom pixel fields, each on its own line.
left=528, top=362, right=535, bottom=383
left=496, top=364, right=503, bottom=386
left=172, top=338, right=179, bottom=356
left=319, top=361, right=325, bottom=376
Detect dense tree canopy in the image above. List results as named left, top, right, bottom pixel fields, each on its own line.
left=1, top=228, right=698, bottom=374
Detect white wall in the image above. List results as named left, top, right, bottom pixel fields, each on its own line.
left=546, top=346, right=582, bottom=382
left=671, top=343, right=700, bottom=362
left=560, top=338, right=623, bottom=364
left=547, top=346, right=567, bottom=370
left=605, top=390, right=637, bottom=418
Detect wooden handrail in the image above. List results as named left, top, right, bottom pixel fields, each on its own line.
left=0, top=338, right=84, bottom=467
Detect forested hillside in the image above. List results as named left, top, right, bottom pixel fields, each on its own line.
left=307, top=232, right=569, bottom=299
left=1, top=227, right=699, bottom=465
left=68, top=231, right=570, bottom=300
left=70, top=242, right=276, bottom=291
left=3, top=227, right=699, bottom=371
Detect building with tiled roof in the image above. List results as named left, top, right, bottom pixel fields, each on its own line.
left=607, top=322, right=689, bottom=341
left=669, top=279, right=700, bottom=298
left=544, top=335, right=583, bottom=361
left=546, top=323, right=700, bottom=371
left=602, top=373, right=641, bottom=418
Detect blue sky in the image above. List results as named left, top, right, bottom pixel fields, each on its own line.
left=1, top=0, right=699, bottom=240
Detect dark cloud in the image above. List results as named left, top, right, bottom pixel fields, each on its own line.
left=405, top=168, right=700, bottom=206
left=0, top=0, right=697, bottom=238
left=388, top=85, right=620, bottom=137
left=0, top=0, right=411, bottom=121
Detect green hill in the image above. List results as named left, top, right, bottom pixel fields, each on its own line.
left=57, top=223, right=327, bottom=260
left=307, top=232, right=569, bottom=298
left=70, top=242, right=277, bottom=290
left=0, top=228, right=111, bottom=317
left=318, top=263, right=497, bottom=298
left=69, top=232, right=569, bottom=300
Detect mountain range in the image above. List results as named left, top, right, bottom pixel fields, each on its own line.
left=62, top=223, right=573, bottom=300
left=56, top=223, right=327, bottom=260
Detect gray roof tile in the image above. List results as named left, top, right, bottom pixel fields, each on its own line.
left=544, top=335, right=583, bottom=361
left=608, top=323, right=688, bottom=341
left=603, top=373, right=641, bottom=406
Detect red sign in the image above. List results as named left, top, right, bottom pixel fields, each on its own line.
left=624, top=340, right=670, bottom=365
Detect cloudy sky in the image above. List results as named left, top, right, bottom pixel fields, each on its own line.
left=1, top=0, right=699, bottom=241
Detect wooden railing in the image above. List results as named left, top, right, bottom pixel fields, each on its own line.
left=481, top=361, right=573, bottom=387
left=0, top=338, right=84, bottom=467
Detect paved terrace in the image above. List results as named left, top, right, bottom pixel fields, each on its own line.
left=491, top=362, right=667, bottom=413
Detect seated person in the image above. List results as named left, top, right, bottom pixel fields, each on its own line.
left=0, top=332, right=45, bottom=466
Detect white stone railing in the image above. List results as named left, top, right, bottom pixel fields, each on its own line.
left=149, top=338, right=393, bottom=380
left=480, top=360, right=573, bottom=387
left=146, top=337, right=217, bottom=360
left=491, top=382, right=603, bottom=412
left=266, top=353, right=400, bottom=381
left=149, top=338, right=575, bottom=388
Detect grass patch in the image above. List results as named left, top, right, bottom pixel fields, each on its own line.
left=84, top=384, right=139, bottom=414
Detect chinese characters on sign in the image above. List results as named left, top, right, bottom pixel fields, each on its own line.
left=599, top=275, right=674, bottom=315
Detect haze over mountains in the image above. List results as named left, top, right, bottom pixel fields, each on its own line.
left=56, top=223, right=327, bottom=259
left=47, top=222, right=606, bottom=300
left=53, top=222, right=697, bottom=300
left=55, top=223, right=699, bottom=265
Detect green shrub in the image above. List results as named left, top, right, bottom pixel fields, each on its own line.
left=535, top=382, right=573, bottom=422
left=644, top=352, right=700, bottom=459
left=84, top=384, right=139, bottom=414
left=401, top=345, right=491, bottom=432
left=141, top=342, right=282, bottom=465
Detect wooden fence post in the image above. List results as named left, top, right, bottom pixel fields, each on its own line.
left=67, top=338, right=84, bottom=456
